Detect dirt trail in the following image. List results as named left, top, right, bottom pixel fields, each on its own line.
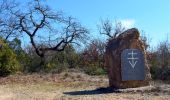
left=0, top=72, right=170, bottom=100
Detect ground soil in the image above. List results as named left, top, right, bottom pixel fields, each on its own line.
left=0, top=72, right=170, bottom=100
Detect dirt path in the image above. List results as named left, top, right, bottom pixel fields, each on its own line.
left=0, top=72, right=170, bottom=100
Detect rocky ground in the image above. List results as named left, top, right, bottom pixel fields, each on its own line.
left=0, top=72, right=170, bottom=100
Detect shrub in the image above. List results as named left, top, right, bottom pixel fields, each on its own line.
left=150, top=66, right=160, bottom=80
left=150, top=66, right=170, bottom=80
left=149, top=39, right=170, bottom=81
left=43, top=45, right=79, bottom=73
left=0, top=39, right=21, bottom=76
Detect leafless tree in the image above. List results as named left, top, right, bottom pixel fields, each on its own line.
left=0, top=0, right=20, bottom=40
left=7, top=0, right=89, bottom=66
left=140, top=30, right=151, bottom=50
left=157, top=39, right=170, bottom=68
left=98, top=19, right=125, bottom=39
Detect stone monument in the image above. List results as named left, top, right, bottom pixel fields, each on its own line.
left=104, top=28, right=151, bottom=88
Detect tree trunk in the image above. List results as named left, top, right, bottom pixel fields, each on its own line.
left=40, top=55, right=46, bottom=71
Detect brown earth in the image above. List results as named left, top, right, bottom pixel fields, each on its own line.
left=0, top=72, right=169, bottom=100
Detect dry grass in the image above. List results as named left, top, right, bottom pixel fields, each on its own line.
left=0, top=72, right=170, bottom=100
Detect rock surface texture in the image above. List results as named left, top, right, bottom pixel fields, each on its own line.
left=104, top=28, right=151, bottom=88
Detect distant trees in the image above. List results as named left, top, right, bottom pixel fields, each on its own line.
left=140, top=31, right=151, bottom=50
left=80, top=39, right=107, bottom=75
left=22, top=44, right=79, bottom=73
left=157, top=40, right=170, bottom=67
left=149, top=38, right=170, bottom=80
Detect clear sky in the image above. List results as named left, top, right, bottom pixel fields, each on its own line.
left=17, top=0, right=170, bottom=48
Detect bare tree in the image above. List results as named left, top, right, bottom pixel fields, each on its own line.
left=140, top=30, right=152, bottom=50
left=98, top=19, right=125, bottom=39
left=0, top=0, right=20, bottom=40
left=157, top=39, right=170, bottom=68
left=8, top=0, right=89, bottom=66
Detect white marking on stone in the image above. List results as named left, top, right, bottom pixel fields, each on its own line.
left=127, top=50, right=138, bottom=68
left=129, top=61, right=138, bottom=68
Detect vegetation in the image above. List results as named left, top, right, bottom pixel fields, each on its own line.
left=0, top=0, right=169, bottom=82
left=0, top=38, right=21, bottom=76
left=149, top=39, right=170, bottom=80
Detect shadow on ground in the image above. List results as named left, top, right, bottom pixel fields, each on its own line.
left=63, top=87, right=121, bottom=95
left=63, top=85, right=170, bottom=96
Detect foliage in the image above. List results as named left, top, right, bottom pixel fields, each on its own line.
left=150, top=66, right=170, bottom=80
left=44, top=45, right=80, bottom=73
left=22, top=40, right=107, bottom=75
left=80, top=39, right=107, bottom=75
left=0, top=38, right=21, bottom=76
left=23, top=53, right=41, bottom=73
left=22, top=44, right=80, bottom=73
left=9, top=38, right=30, bottom=69
left=149, top=39, right=170, bottom=80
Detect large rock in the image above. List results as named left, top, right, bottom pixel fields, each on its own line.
left=104, top=28, right=151, bottom=88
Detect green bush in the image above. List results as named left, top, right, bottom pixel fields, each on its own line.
left=149, top=41, right=170, bottom=81
left=159, top=67, right=170, bottom=80
left=150, top=65, right=170, bottom=80
left=150, top=66, right=160, bottom=80
left=43, top=45, right=80, bottom=73
left=0, top=39, right=21, bottom=76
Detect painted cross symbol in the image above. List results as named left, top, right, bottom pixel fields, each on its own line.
left=127, top=50, right=138, bottom=68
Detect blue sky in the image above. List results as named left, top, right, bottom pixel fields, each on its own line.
left=17, top=0, right=170, bottom=48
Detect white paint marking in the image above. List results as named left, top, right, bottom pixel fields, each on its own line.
left=127, top=50, right=138, bottom=68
